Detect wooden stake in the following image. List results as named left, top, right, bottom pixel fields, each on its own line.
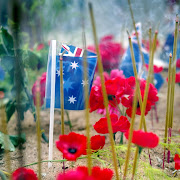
left=35, top=79, right=42, bottom=180
left=82, top=30, right=92, bottom=175
left=88, top=2, right=119, bottom=180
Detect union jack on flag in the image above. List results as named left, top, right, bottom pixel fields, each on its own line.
left=45, top=44, right=97, bottom=110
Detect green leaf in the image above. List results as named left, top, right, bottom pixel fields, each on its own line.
left=22, top=50, right=39, bottom=70
left=5, top=100, right=16, bottom=122
left=1, top=56, right=14, bottom=71
left=0, top=27, right=14, bottom=55
left=0, top=131, right=15, bottom=152
left=9, top=133, right=26, bottom=147
left=0, top=44, right=6, bottom=57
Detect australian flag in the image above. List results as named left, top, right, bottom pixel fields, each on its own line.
left=119, top=23, right=164, bottom=91
left=45, top=44, right=97, bottom=110
left=160, top=33, right=180, bottom=64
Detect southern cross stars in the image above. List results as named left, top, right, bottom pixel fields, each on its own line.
left=56, top=69, right=64, bottom=76
left=70, top=61, right=79, bottom=69
left=81, top=79, right=89, bottom=87
left=68, top=95, right=77, bottom=104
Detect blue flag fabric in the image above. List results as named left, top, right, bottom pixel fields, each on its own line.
left=0, top=66, right=5, bottom=81
left=119, top=23, right=149, bottom=77
left=160, top=33, right=180, bottom=64
left=119, top=23, right=164, bottom=91
left=45, top=45, right=97, bottom=110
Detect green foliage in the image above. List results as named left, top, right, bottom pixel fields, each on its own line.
left=0, top=26, right=40, bottom=122
left=0, top=131, right=26, bottom=153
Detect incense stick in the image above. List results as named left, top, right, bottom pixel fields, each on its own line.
left=167, top=19, right=179, bottom=163
left=128, top=0, right=145, bottom=66
left=163, top=54, right=172, bottom=168
left=88, top=3, right=119, bottom=180
left=132, top=31, right=158, bottom=179
left=35, top=79, right=42, bottom=180
left=82, top=30, right=92, bottom=175
left=60, top=54, right=65, bottom=135
left=123, top=38, right=139, bottom=178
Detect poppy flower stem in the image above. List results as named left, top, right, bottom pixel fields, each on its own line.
left=89, top=2, right=119, bottom=180
left=0, top=170, right=7, bottom=180
left=65, top=110, right=72, bottom=132
left=120, top=133, right=124, bottom=144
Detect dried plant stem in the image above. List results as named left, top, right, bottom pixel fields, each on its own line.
left=82, top=30, right=92, bottom=175
left=128, top=0, right=145, bottom=66
left=88, top=2, right=119, bottom=180
left=35, top=80, right=42, bottom=180
left=0, top=99, right=12, bottom=177
left=132, top=31, right=158, bottom=179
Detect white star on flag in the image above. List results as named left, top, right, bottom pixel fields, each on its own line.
left=70, top=61, right=79, bottom=69
left=81, top=80, right=89, bottom=87
left=68, top=95, right=77, bottom=104
left=56, top=69, right=64, bottom=76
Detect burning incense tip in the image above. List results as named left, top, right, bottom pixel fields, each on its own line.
left=169, top=53, right=172, bottom=58
left=155, top=30, right=158, bottom=34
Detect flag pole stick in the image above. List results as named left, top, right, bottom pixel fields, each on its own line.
left=88, top=3, right=119, bottom=180
left=35, top=78, right=42, bottom=180
left=48, top=40, right=57, bottom=168
left=131, top=31, right=158, bottom=179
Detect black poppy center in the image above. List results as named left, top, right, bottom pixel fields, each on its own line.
left=137, top=101, right=140, bottom=108
left=68, top=148, right=77, bottom=154
left=108, top=95, right=116, bottom=101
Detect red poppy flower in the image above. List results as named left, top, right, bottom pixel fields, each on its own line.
left=56, top=169, right=86, bottom=180
left=36, top=43, right=45, bottom=51
left=32, top=72, right=47, bottom=106
left=174, top=154, right=180, bottom=170
left=176, top=59, right=180, bottom=68
left=125, top=130, right=159, bottom=148
left=56, top=132, right=87, bottom=161
left=83, top=135, right=105, bottom=155
left=88, top=35, right=124, bottom=70
left=166, top=71, right=180, bottom=83
left=121, top=79, right=159, bottom=117
left=94, top=114, right=130, bottom=134
left=145, top=64, right=163, bottom=73
left=12, top=167, right=38, bottom=180
left=57, top=166, right=113, bottom=180
left=77, top=166, right=113, bottom=180
left=142, top=39, right=159, bottom=52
